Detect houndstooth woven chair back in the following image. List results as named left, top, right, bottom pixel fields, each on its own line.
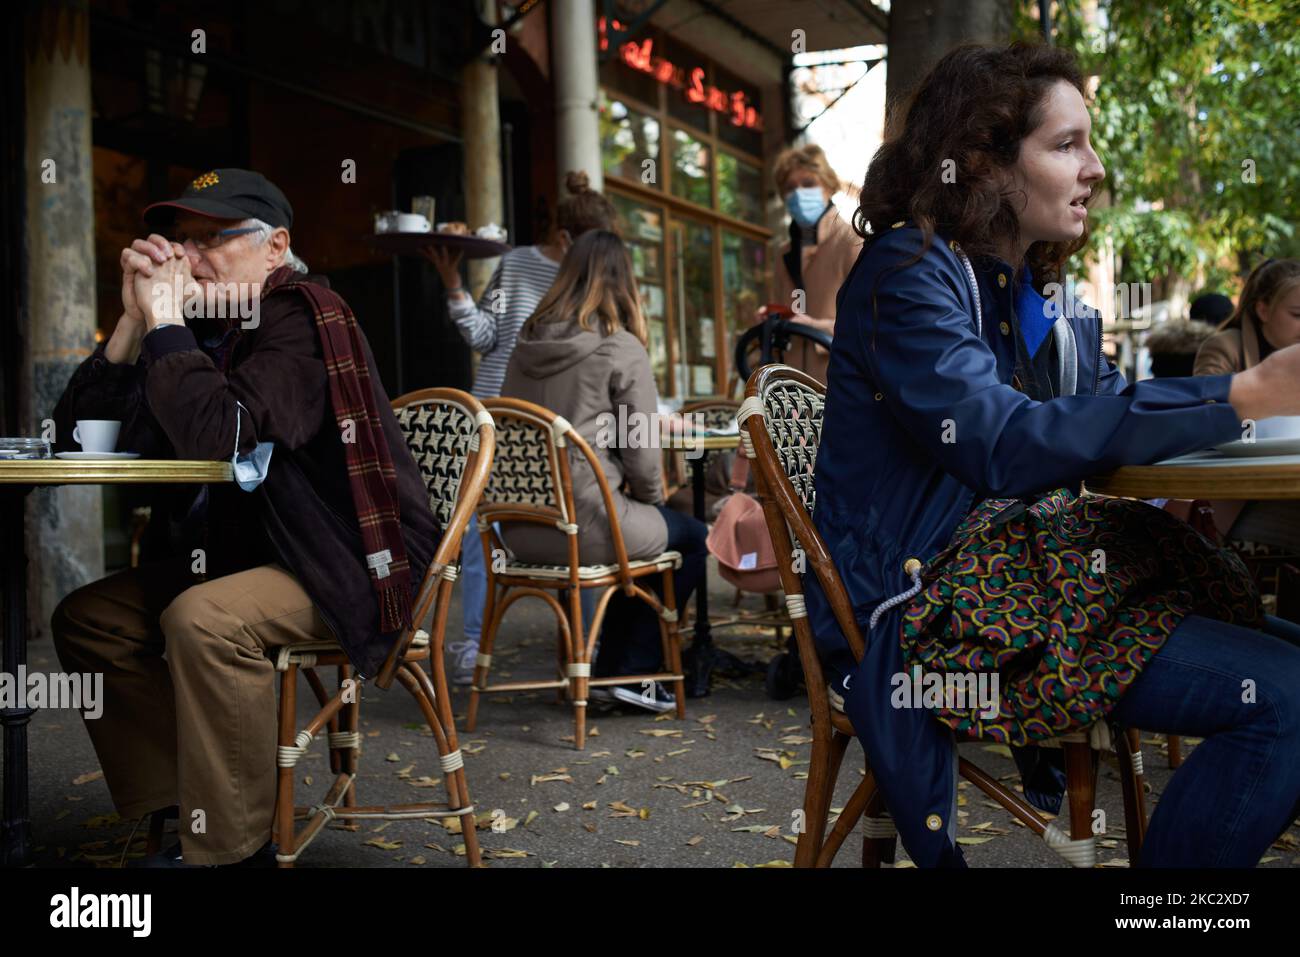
left=393, top=389, right=493, bottom=532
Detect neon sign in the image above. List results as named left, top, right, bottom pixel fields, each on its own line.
left=598, top=17, right=764, bottom=132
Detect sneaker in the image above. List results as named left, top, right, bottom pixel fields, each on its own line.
left=447, top=639, right=479, bottom=686
left=611, top=681, right=676, bottom=714
left=588, top=686, right=614, bottom=705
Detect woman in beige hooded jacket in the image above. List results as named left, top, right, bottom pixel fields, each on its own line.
left=500, top=230, right=708, bottom=711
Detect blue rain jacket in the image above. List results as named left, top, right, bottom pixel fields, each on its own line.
left=803, top=223, right=1243, bottom=867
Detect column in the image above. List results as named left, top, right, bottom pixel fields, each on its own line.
left=463, top=0, right=505, bottom=299
left=24, top=0, right=102, bottom=641
left=550, top=0, right=603, bottom=195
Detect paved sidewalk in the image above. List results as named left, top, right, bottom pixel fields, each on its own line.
left=11, top=556, right=1300, bottom=868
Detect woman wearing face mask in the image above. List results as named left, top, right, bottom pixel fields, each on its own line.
left=422, top=170, right=617, bottom=685
left=804, top=42, right=1300, bottom=869
left=751, top=145, right=862, bottom=385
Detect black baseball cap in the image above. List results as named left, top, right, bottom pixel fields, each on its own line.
left=143, top=168, right=293, bottom=231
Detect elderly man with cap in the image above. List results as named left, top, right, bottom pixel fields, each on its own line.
left=49, top=169, right=440, bottom=867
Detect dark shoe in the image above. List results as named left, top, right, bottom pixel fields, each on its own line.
left=128, top=842, right=191, bottom=868
left=611, top=681, right=676, bottom=714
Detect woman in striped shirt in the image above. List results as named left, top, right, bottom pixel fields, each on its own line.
left=422, top=170, right=617, bottom=683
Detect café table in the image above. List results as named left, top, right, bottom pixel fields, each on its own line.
left=1, top=458, right=232, bottom=867
left=659, top=430, right=744, bottom=697
left=1086, top=449, right=1300, bottom=499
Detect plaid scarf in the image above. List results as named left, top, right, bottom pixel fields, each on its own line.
left=261, top=266, right=413, bottom=633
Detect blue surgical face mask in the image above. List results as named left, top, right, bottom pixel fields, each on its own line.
left=786, top=187, right=827, bottom=229
left=232, top=400, right=275, bottom=492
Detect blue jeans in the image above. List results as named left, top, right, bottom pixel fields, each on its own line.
left=594, top=505, right=708, bottom=677
left=1109, top=613, right=1300, bottom=867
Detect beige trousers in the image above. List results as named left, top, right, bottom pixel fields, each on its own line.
left=51, top=561, right=331, bottom=865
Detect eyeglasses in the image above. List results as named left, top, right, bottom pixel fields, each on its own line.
left=169, top=226, right=261, bottom=251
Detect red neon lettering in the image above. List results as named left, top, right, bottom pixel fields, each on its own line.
left=687, top=67, right=706, bottom=103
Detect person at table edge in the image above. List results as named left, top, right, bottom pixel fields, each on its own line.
left=49, top=168, right=439, bottom=867
left=806, top=43, right=1300, bottom=869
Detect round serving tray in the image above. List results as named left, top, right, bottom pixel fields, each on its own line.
left=365, top=231, right=511, bottom=260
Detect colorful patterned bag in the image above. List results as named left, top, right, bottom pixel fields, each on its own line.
left=900, top=489, right=1262, bottom=746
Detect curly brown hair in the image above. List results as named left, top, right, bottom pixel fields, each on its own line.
left=855, top=41, right=1092, bottom=286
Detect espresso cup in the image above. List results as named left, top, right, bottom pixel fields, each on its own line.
left=73, top=419, right=121, bottom=453
left=394, top=213, right=430, bottom=233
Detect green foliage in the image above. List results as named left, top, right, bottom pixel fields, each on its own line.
left=1020, top=0, right=1300, bottom=283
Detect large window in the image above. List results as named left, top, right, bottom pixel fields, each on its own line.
left=599, top=94, right=660, bottom=184
left=722, top=230, right=767, bottom=341
left=613, top=193, right=669, bottom=387
left=717, top=152, right=763, bottom=225
left=598, top=26, right=772, bottom=398
left=675, top=218, right=717, bottom=397
left=669, top=129, right=712, bottom=208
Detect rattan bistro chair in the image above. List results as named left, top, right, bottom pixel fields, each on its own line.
left=466, top=397, right=686, bottom=750
left=738, top=364, right=1150, bottom=868
left=662, top=396, right=740, bottom=496
left=268, top=388, right=495, bottom=867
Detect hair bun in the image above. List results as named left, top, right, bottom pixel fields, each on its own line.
left=565, top=170, right=591, bottom=195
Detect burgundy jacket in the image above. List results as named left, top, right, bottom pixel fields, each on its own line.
left=52, top=274, right=440, bottom=678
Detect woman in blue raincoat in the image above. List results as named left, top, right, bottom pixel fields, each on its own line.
left=805, top=42, right=1300, bottom=868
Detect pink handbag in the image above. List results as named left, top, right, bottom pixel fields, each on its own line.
left=706, top=486, right=782, bottom=593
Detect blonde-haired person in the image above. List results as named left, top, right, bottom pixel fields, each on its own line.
left=1194, top=258, right=1300, bottom=555
left=500, top=230, right=707, bottom=713
left=751, top=144, right=862, bottom=385
left=422, top=170, right=617, bottom=685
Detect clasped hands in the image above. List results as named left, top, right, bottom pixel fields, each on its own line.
left=121, top=234, right=198, bottom=331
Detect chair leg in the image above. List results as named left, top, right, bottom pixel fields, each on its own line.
left=1115, top=727, right=1148, bottom=861
left=1061, top=740, right=1098, bottom=867
left=557, top=599, right=570, bottom=704
left=568, top=585, right=588, bottom=750
left=797, top=727, right=850, bottom=867
left=274, top=664, right=299, bottom=868
left=398, top=660, right=481, bottom=867
left=1167, top=733, right=1183, bottom=768
left=338, top=664, right=360, bottom=830
left=661, top=567, right=686, bottom=719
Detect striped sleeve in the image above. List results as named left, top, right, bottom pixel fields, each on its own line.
left=442, top=247, right=559, bottom=399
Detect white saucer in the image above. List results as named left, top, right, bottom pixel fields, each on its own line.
left=55, top=451, right=141, bottom=460
left=1214, top=437, right=1300, bottom=457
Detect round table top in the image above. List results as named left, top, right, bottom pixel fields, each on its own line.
left=1086, top=451, right=1300, bottom=500
left=659, top=432, right=742, bottom=452
left=0, top=459, right=233, bottom=485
